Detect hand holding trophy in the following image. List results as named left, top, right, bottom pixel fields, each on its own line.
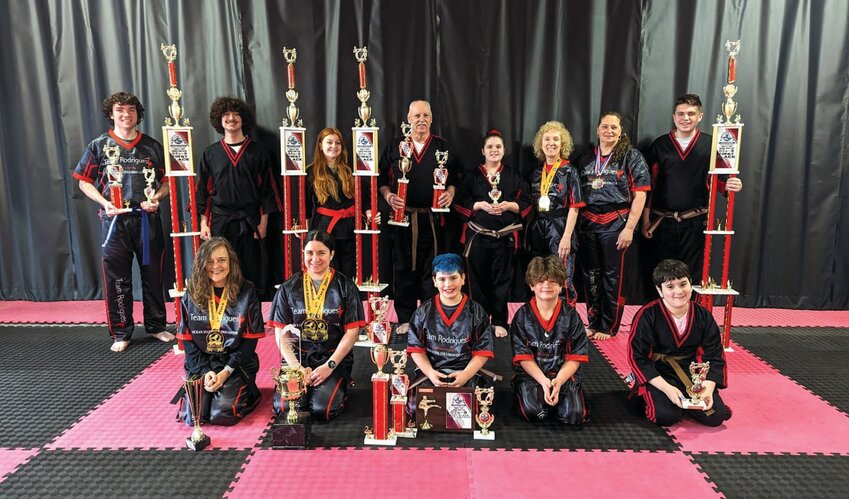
left=681, top=361, right=710, bottom=409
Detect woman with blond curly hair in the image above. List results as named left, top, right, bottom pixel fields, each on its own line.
left=527, top=121, right=585, bottom=306
left=306, top=127, right=377, bottom=279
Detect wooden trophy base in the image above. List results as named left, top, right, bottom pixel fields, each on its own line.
left=271, top=411, right=311, bottom=449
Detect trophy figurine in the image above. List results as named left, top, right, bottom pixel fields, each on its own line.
left=681, top=361, right=711, bottom=409
left=389, top=349, right=417, bottom=438
left=104, top=145, right=125, bottom=210
left=474, top=387, right=495, bottom=440
left=418, top=396, right=441, bottom=430
left=142, top=165, right=157, bottom=205
left=431, top=150, right=450, bottom=213
left=271, top=325, right=311, bottom=448
left=183, top=375, right=211, bottom=451
left=487, top=171, right=502, bottom=204
left=367, top=296, right=391, bottom=345
left=388, top=123, right=413, bottom=226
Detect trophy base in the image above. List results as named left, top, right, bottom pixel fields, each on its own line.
left=364, top=434, right=397, bottom=446
left=282, top=229, right=309, bottom=235
left=172, top=344, right=185, bottom=355
left=431, top=207, right=450, bottom=213
left=474, top=430, right=495, bottom=440
left=353, top=229, right=381, bottom=235
left=680, top=397, right=707, bottom=410
left=357, top=282, right=389, bottom=293
left=396, top=428, right=418, bottom=439
left=170, top=231, right=202, bottom=238
left=387, top=220, right=410, bottom=227
left=271, top=412, right=312, bottom=449
left=185, top=434, right=211, bottom=451
left=168, top=288, right=185, bottom=298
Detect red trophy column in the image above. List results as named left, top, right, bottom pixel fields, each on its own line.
left=364, top=344, right=396, bottom=445
left=389, top=349, right=417, bottom=438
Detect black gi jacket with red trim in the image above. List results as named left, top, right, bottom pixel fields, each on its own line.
left=378, top=134, right=462, bottom=209
left=454, top=164, right=533, bottom=230
left=510, top=298, right=588, bottom=376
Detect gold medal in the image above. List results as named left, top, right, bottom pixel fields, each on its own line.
left=538, top=196, right=551, bottom=212
left=207, top=289, right=229, bottom=353
left=592, top=177, right=605, bottom=189
left=206, top=330, right=224, bottom=352
left=303, top=271, right=333, bottom=342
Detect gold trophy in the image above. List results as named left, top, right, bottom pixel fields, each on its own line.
left=418, top=396, right=441, bottom=430
left=142, top=165, right=157, bottom=205
left=389, top=349, right=417, bottom=438
left=371, top=343, right=389, bottom=375
left=367, top=296, right=391, bottom=345
left=681, top=361, right=711, bottom=409
left=183, top=375, right=211, bottom=451
left=103, top=145, right=126, bottom=210
left=487, top=171, right=501, bottom=204
left=271, top=325, right=310, bottom=448
left=474, top=387, right=495, bottom=440
left=388, top=123, right=413, bottom=226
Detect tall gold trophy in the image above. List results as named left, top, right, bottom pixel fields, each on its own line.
left=271, top=324, right=310, bottom=448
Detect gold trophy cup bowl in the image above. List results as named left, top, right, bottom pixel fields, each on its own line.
left=271, top=366, right=307, bottom=424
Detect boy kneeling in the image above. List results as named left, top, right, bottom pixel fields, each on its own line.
left=511, top=255, right=590, bottom=425
left=629, top=259, right=732, bottom=427
left=407, top=254, right=494, bottom=390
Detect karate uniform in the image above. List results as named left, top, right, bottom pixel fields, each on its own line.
left=510, top=298, right=590, bottom=425
left=628, top=299, right=732, bottom=427
left=576, top=147, right=650, bottom=335
left=306, top=167, right=361, bottom=280
left=176, top=282, right=265, bottom=425
left=73, top=130, right=167, bottom=342
left=454, top=164, right=532, bottom=328
left=268, top=269, right=366, bottom=420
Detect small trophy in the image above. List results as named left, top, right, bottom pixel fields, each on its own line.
left=142, top=164, right=157, bottom=205
left=271, top=326, right=310, bottom=448
left=431, top=150, right=450, bottom=212
left=487, top=171, right=502, bottom=204
left=367, top=296, right=391, bottom=345
left=388, top=123, right=413, bottom=227
left=474, top=387, right=495, bottom=440
left=681, top=361, right=710, bottom=410
left=389, top=349, right=417, bottom=438
left=183, top=375, right=211, bottom=451
left=104, top=145, right=125, bottom=209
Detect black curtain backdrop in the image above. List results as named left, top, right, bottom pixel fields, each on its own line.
left=1, top=0, right=847, bottom=309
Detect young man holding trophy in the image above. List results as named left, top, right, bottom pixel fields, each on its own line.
left=628, top=259, right=732, bottom=427
left=73, top=92, right=173, bottom=352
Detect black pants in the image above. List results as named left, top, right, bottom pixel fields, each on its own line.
left=391, top=211, right=440, bottom=324
left=212, top=217, right=264, bottom=299
left=273, top=365, right=350, bottom=421
left=466, top=233, right=515, bottom=329
left=330, top=237, right=356, bottom=281
left=512, top=373, right=589, bottom=425
left=635, top=381, right=731, bottom=427
left=100, top=212, right=166, bottom=341
left=650, top=214, right=706, bottom=284
left=579, top=224, right=627, bottom=336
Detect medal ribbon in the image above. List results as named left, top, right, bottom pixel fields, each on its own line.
left=539, top=159, right=562, bottom=198
left=594, top=147, right=613, bottom=177
left=208, top=289, right=229, bottom=332
left=303, top=270, right=333, bottom=319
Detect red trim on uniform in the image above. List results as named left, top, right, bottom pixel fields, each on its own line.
left=512, top=353, right=534, bottom=366
left=641, top=385, right=657, bottom=423
left=266, top=320, right=288, bottom=329
left=325, top=376, right=345, bottom=421
left=176, top=333, right=192, bottom=341
left=243, top=331, right=267, bottom=339
left=220, top=137, right=251, bottom=167
left=435, top=294, right=468, bottom=327
left=570, top=201, right=587, bottom=208
left=108, top=129, right=142, bottom=150
left=472, top=350, right=494, bottom=358
left=73, top=172, right=94, bottom=183
left=580, top=209, right=629, bottom=225
left=626, top=302, right=653, bottom=384
left=453, top=204, right=473, bottom=217
left=412, top=134, right=434, bottom=164
left=631, top=185, right=651, bottom=192
left=565, top=354, right=589, bottom=363
left=344, top=320, right=367, bottom=331
left=609, top=249, right=628, bottom=335
left=669, top=129, right=701, bottom=161
left=529, top=297, right=561, bottom=333
left=406, top=346, right=426, bottom=354
left=232, top=385, right=247, bottom=418
left=658, top=300, right=694, bottom=348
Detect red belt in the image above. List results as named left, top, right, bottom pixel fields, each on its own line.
left=581, top=208, right=630, bottom=225
left=316, top=206, right=356, bottom=233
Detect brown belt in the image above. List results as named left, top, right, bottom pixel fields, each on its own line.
left=646, top=207, right=708, bottom=236
left=463, top=222, right=523, bottom=257
left=407, top=208, right=438, bottom=271
left=651, top=352, right=714, bottom=415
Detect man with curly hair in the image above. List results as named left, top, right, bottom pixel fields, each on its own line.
left=72, top=91, right=174, bottom=352
left=197, top=97, right=280, bottom=298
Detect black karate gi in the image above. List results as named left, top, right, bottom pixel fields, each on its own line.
left=176, top=282, right=265, bottom=425
left=527, top=161, right=586, bottom=305
left=576, top=147, right=650, bottom=335
left=73, top=130, right=167, bottom=342
left=197, top=138, right=280, bottom=297
left=645, top=131, right=729, bottom=282
left=268, top=269, right=366, bottom=420
left=454, top=164, right=532, bottom=328
left=510, top=298, right=590, bottom=425
left=628, top=299, right=732, bottom=427
left=379, top=135, right=463, bottom=323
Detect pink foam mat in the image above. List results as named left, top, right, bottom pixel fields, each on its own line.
left=227, top=448, right=721, bottom=498
left=0, top=448, right=39, bottom=484
left=47, top=339, right=280, bottom=450
left=227, top=448, right=474, bottom=498
left=595, top=336, right=849, bottom=455
left=4, top=300, right=846, bottom=328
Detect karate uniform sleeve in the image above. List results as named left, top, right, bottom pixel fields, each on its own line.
left=566, top=166, right=586, bottom=208
left=406, top=306, right=427, bottom=354
left=378, top=139, right=395, bottom=191
left=445, top=142, right=464, bottom=188
left=226, top=338, right=258, bottom=371
left=72, top=141, right=100, bottom=184
left=510, top=307, right=534, bottom=365
left=243, top=285, right=266, bottom=339
left=452, top=170, right=476, bottom=221
left=625, top=148, right=651, bottom=192
left=627, top=305, right=662, bottom=385
left=195, top=149, right=212, bottom=218
left=699, top=307, right=729, bottom=388
left=153, top=140, right=166, bottom=183
left=513, top=176, right=534, bottom=219
left=176, top=296, right=193, bottom=341
left=471, top=302, right=494, bottom=358
left=257, top=146, right=280, bottom=214
left=341, top=278, right=366, bottom=330
left=565, top=307, right=589, bottom=363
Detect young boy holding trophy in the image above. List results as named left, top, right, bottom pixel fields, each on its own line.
left=510, top=255, right=590, bottom=425
left=628, top=259, right=732, bottom=427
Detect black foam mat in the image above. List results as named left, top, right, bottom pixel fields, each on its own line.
left=732, top=327, right=849, bottom=414
left=690, top=452, right=849, bottom=498
left=0, top=325, right=171, bottom=448
left=0, top=449, right=250, bottom=497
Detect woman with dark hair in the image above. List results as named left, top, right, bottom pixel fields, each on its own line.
left=527, top=121, right=585, bottom=307
left=176, top=237, right=264, bottom=426
left=454, top=129, right=532, bottom=337
left=576, top=112, right=650, bottom=340
left=268, top=230, right=365, bottom=420
left=306, top=127, right=377, bottom=279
